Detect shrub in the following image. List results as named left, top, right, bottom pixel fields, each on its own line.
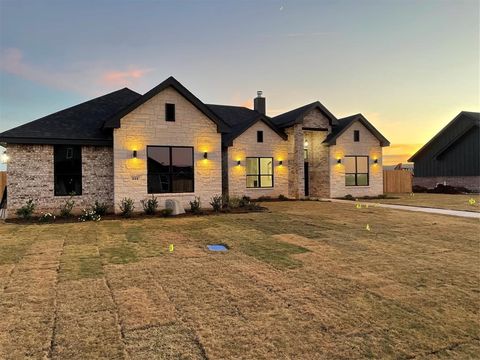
left=210, top=194, right=222, bottom=212
left=79, top=209, right=101, bottom=222
left=119, top=198, right=135, bottom=218
left=427, top=184, right=470, bottom=194
left=278, top=194, right=288, bottom=201
left=344, top=194, right=355, bottom=201
left=160, top=208, right=173, bottom=217
left=189, top=197, right=201, bottom=214
left=39, top=212, right=55, bottom=223
left=60, top=194, right=75, bottom=217
left=239, top=196, right=251, bottom=207
left=243, top=200, right=265, bottom=211
left=16, top=199, right=36, bottom=219
left=92, top=201, right=108, bottom=216
left=227, top=196, right=241, bottom=209
left=141, top=195, right=158, bottom=215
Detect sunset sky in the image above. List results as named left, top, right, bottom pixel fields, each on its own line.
left=0, top=0, right=478, bottom=169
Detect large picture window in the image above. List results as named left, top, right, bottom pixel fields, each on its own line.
left=344, top=156, right=369, bottom=186
left=54, top=145, right=82, bottom=196
left=147, top=146, right=194, bottom=193
left=246, top=157, right=273, bottom=188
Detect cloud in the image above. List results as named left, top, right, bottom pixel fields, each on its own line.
left=0, top=48, right=153, bottom=95
left=383, top=143, right=423, bottom=165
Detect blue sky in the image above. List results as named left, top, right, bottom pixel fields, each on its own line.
left=0, top=0, right=479, bottom=169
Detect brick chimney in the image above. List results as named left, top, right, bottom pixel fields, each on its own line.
left=254, top=90, right=266, bottom=115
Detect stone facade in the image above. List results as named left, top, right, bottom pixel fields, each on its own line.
left=413, top=176, right=480, bottom=192
left=329, top=121, right=383, bottom=198
left=113, top=86, right=222, bottom=212
left=7, top=144, right=113, bottom=216
left=227, top=121, right=288, bottom=199
left=286, top=124, right=305, bottom=199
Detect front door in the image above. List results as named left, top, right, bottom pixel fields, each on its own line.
left=304, top=162, right=309, bottom=196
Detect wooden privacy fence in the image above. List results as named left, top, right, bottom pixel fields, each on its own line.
left=0, top=171, right=6, bottom=199
left=383, top=170, right=412, bottom=193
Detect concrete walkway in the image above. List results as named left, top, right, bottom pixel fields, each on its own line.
left=322, top=198, right=480, bottom=219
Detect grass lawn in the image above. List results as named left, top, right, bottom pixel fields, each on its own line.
left=362, top=193, right=480, bottom=212
left=0, top=201, right=479, bottom=359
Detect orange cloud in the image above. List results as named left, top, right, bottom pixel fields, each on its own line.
left=101, top=68, right=152, bottom=86
left=383, top=143, right=422, bottom=165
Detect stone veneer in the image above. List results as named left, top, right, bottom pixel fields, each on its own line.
left=7, top=144, right=113, bottom=216
left=227, top=121, right=288, bottom=198
left=413, top=176, right=480, bottom=192
left=113, top=86, right=222, bottom=212
left=329, top=121, right=383, bottom=198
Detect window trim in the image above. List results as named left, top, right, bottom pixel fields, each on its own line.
left=54, top=145, right=83, bottom=196
left=257, top=130, right=264, bottom=143
left=165, top=103, right=176, bottom=122
left=354, top=130, right=360, bottom=142
left=246, top=157, right=274, bottom=188
left=147, top=145, right=195, bottom=194
left=345, top=155, right=369, bottom=186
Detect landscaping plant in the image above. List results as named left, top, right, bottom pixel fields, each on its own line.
left=92, top=200, right=108, bottom=216
left=79, top=208, right=101, bottom=222
left=189, top=197, right=201, bottom=214
left=119, top=198, right=135, bottom=218
left=15, top=199, right=36, bottom=219
left=141, top=195, right=159, bottom=215
left=38, top=212, right=55, bottom=223
left=209, top=194, right=222, bottom=212
left=60, top=193, right=75, bottom=217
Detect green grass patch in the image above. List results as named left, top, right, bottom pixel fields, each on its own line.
left=0, top=243, right=30, bottom=265
left=101, top=244, right=138, bottom=264
left=126, top=226, right=143, bottom=243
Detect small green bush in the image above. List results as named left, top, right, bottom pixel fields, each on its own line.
left=92, top=201, right=108, bottom=216
left=141, top=195, right=158, bottom=215
left=210, top=194, right=222, bottom=212
left=79, top=209, right=101, bottom=222
left=278, top=194, right=288, bottom=201
left=16, top=199, right=36, bottom=219
left=189, top=197, right=201, bottom=214
left=227, top=196, right=241, bottom=209
left=344, top=194, right=355, bottom=201
left=60, top=194, right=75, bottom=217
left=240, top=196, right=251, bottom=207
left=119, top=198, right=135, bottom=218
left=160, top=208, right=173, bottom=217
left=39, top=212, right=55, bottom=223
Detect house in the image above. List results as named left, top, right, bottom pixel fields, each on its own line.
left=408, top=111, right=480, bottom=191
left=0, top=76, right=390, bottom=217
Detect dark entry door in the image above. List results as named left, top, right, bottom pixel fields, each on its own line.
left=304, top=162, right=309, bottom=196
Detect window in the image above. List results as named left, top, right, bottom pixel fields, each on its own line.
left=345, top=156, right=369, bottom=186
left=54, top=145, right=82, bottom=196
left=354, top=130, right=360, bottom=142
left=147, top=146, right=194, bottom=193
left=246, top=157, right=273, bottom=188
left=257, top=131, right=264, bottom=143
left=165, top=103, right=175, bottom=122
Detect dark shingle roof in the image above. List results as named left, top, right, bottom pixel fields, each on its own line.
left=0, top=88, right=141, bottom=145
left=323, top=113, right=390, bottom=147
left=271, top=101, right=338, bottom=128
left=206, top=104, right=287, bottom=146
left=408, top=111, right=480, bottom=162
left=103, top=76, right=230, bottom=133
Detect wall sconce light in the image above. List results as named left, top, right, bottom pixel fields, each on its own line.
left=278, top=160, right=283, bottom=166
left=1, top=151, right=9, bottom=164
left=373, top=159, right=378, bottom=164
left=337, top=158, right=342, bottom=164
left=203, top=152, right=208, bottom=159
left=304, top=139, right=309, bottom=148
left=132, top=150, right=137, bottom=158
left=237, top=160, right=241, bottom=166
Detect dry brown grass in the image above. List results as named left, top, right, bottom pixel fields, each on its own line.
left=0, top=201, right=478, bottom=359
left=363, top=193, right=480, bottom=212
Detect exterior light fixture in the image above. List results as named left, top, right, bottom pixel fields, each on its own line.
left=278, top=160, right=283, bottom=166
left=132, top=150, right=137, bottom=158
left=203, top=152, right=208, bottom=159
left=373, top=159, right=378, bottom=164
left=337, top=158, right=342, bottom=164
left=237, top=160, right=241, bottom=166
left=1, top=151, right=9, bottom=164
left=304, top=139, right=309, bottom=148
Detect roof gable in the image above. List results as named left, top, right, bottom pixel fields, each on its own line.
left=103, top=76, right=230, bottom=132
left=0, top=88, right=141, bottom=146
left=271, top=101, right=338, bottom=128
left=323, top=113, right=390, bottom=147
left=408, top=111, right=480, bottom=162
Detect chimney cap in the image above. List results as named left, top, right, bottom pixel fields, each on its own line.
left=257, top=90, right=263, bottom=97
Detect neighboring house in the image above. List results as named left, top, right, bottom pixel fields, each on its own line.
left=0, top=76, right=390, bottom=217
left=408, top=111, right=480, bottom=191
left=383, top=163, right=414, bottom=174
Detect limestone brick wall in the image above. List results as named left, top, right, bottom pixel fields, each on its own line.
left=113, top=86, right=222, bottom=212
left=228, top=121, right=288, bottom=198
left=286, top=124, right=305, bottom=199
left=6, top=144, right=113, bottom=217
left=329, top=121, right=384, bottom=198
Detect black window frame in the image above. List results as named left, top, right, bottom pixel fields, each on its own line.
left=54, top=145, right=82, bottom=196
left=345, top=155, right=369, bottom=186
left=147, top=145, right=195, bottom=194
left=354, top=130, right=360, bottom=142
left=257, top=130, right=264, bottom=143
left=246, top=157, right=274, bottom=188
left=165, top=103, right=176, bottom=122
